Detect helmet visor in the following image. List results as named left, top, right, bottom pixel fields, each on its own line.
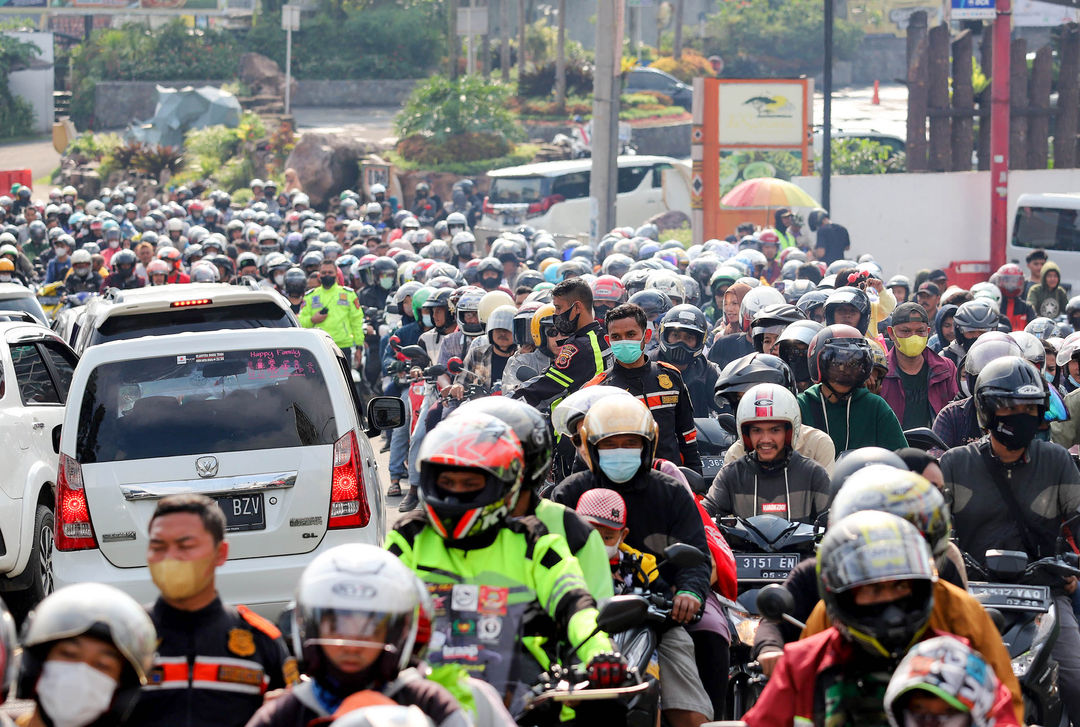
left=303, top=607, right=408, bottom=654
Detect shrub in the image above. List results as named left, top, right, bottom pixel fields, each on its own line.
left=517, top=59, right=594, bottom=99
left=827, top=138, right=906, bottom=174
left=396, top=74, right=523, bottom=144
left=0, top=33, right=39, bottom=139
left=131, top=144, right=183, bottom=177
left=65, top=132, right=122, bottom=163
left=649, top=49, right=717, bottom=84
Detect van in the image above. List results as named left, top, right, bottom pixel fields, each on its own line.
left=53, top=327, right=402, bottom=617
left=475, top=155, right=692, bottom=244
left=1009, top=193, right=1080, bottom=287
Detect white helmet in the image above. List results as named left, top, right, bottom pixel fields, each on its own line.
left=366, top=202, right=382, bottom=216
left=645, top=270, right=686, bottom=303
left=739, top=286, right=786, bottom=331
left=190, top=260, right=220, bottom=283
left=70, top=248, right=92, bottom=265
left=736, top=383, right=802, bottom=451
left=293, top=193, right=310, bottom=208
left=295, top=544, right=420, bottom=685
left=446, top=211, right=467, bottom=230
left=369, top=183, right=386, bottom=196
left=970, top=281, right=1002, bottom=308
left=486, top=304, right=517, bottom=334
left=552, top=385, right=635, bottom=441
left=166, top=217, right=185, bottom=233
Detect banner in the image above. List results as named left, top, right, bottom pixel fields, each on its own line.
left=141, top=0, right=220, bottom=9
left=0, top=0, right=47, bottom=8
left=50, top=0, right=137, bottom=8
left=716, top=80, right=811, bottom=148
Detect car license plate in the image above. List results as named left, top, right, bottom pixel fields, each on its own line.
left=215, top=494, right=265, bottom=532
left=501, top=213, right=520, bottom=225
left=968, top=583, right=1051, bottom=612
left=736, top=553, right=798, bottom=581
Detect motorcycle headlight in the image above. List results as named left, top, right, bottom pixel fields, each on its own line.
left=731, top=610, right=761, bottom=646
left=1012, top=650, right=1035, bottom=678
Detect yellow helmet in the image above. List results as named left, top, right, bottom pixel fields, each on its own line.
left=0, top=259, right=14, bottom=273
left=578, top=396, right=658, bottom=478
left=478, top=290, right=515, bottom=325
left=531, top=303, right=556, bottom=348
left=538, top=258, right=560, bottom=274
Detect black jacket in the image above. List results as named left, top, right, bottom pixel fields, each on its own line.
left=588, top=356, right=701, bottom=473
left=551, top=469, right=711, bottom=602
left=512, top=321, right=612, bottom=410
left=703, top=450, right=830, bottom=524
left=131, top=597, right=298, bottom=727
left=679, top=355, right=722, bottom=418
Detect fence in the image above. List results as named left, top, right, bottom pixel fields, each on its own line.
left=905, top=11, right=1080, bottom=172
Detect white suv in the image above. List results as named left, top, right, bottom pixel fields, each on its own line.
left=53, top=327, right=403, bottom=617
left=72, top=281, right=298, bottom=354
left=0, top=321, right=79, bottom=612
left=0, top=283, right=48, bottom=326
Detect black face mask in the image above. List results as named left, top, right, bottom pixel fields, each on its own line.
left=480, top=275, right=500, bottom=291
left=958, top=333, right=980, bottom=352
left=320, top=275, right=336, bottom=288
left=991, top=412, right=1040, bottom=450
left=553, top=303, right=579, bottom=336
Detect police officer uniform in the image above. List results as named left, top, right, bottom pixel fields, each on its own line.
left=511, top=320, right=612, bottom=410
left=298, top=281, right=365, bottom=357
left=130, top=598, right=299, bottom=727
left=588, top=356, right=702, bottom=473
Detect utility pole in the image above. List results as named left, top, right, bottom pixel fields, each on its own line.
left=673, top=0, right=684, bottom=59
left=282, top=4, right=300, bottom=116
left=501, top=0, right=511, bottom=82
left=989, top=0, right=1011, bottom=269
left=590, top=0, right=623, bottom=242
left=822, top=0, right=833, bottom=212
left=449, top=0, right=459, bottom=79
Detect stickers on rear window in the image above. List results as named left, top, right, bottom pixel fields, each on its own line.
left=196, top=353, right=224, bottom=363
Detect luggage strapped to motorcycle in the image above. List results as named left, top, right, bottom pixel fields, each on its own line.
left=978, top=441, right=1042, bottom=560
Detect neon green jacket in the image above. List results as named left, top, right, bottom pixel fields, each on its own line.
left=532, top=498, right=613, bottom=601
left=386, top=512, right=613, bottom=705
left=298, top=283, right=365, bottom=349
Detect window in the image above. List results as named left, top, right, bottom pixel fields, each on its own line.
left=630, top=70, right=665, bottom=91
left=41, top=342, right=77, bottom=400
left=488, top=177, right=548, bottom=205
left=617, top=166, right=649, bottom=194
left=76, top=348, right=337, bottom=463
left=652, top=164, right=673, bottom=188
left=90, top=302, right=294, bottom=347
left=1013, top=207, right=1080, bottom=253
left=11, top=344, right=60, bottom=405
left=551, top=171, right=590, bottom=200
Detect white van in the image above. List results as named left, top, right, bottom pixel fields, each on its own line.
left=53, top=327, right=403, bottom=617
left=475, top=155, right=692, bottom=244
left=1009, top=193, right=1080, bottom=287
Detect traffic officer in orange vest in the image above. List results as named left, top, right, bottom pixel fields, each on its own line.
left=129, top=494, right=299, bottom=727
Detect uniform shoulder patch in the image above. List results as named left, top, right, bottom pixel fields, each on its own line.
left=237, top=604, right=282, bottom=640
left=657, top=361, right=681, bottom=373
left=555, top=343, right=578, bottom=369
left=227, top=627, right=257, bottom=657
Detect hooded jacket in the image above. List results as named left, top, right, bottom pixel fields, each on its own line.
left=1027, top=260, right=1070, bottom=318
left=717, top=281, right=752, bottom=337
left=928, top=303, right=957, bottom=353
left=703, top=449, right=830, bottom=523
left=932, top=396, right=981, bottom=449
left=880, top=346, right=957, bottom=425
left=797, top=384, right=908, bottom=455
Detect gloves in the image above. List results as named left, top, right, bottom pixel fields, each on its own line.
left=585, top=651, right=629, bottom=689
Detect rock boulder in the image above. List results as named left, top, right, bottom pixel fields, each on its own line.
left=285, top=133, right=383, bottom=208
left=238, top=52, right=298, bottom=101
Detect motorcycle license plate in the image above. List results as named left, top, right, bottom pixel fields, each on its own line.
left=968, top=583, right=1051, bottom=612
left=701, top=456, right=725, bottom=472
left=215, top=494, right=265, bottom=532
left=736, top=553, right=798, bottom=581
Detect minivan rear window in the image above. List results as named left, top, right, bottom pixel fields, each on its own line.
left=0, top=295, right=47, bottom=325
left=89, top=302, right=293, bottom=347
left=488, top=177, right=551, bottom=205
left=1013, top=206, right=1080, bottom=252
left=76, top=348, right=336, bottom=463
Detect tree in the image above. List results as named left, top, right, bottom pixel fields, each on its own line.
left=554, top=0, right=566, bottom=111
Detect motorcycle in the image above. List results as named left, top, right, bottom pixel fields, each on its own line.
left=696, top=414, right=737, bottom=485
left=36, top=280, right=66, bottom=321
left=716, top=514, right=823, bottom=718
left=963, top=542, right=1080, bottom=727
left=446, top=356, right=492, bottom=399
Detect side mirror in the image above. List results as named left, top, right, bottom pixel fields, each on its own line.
left=389, top=335, right=402, bottom=353
left=366, top=396, right=405, bottom=434
left=716, top=413, right=737, bottom=434
left=596, top=595, right=649, bottom=634
left=756, top=583, right=797, bottom=622
left=52, top=425, right=61, bottom=455
left=517, top=366, right=538, bottom=380
left=447, top=357, right=464, bottom=374
left=425, top=364, right=447, bottom=379
left=679, top=466, right=707, bottom=496
left=401, top=344, right=428, bottom=362
left=663, top=543, right=708, bottom=569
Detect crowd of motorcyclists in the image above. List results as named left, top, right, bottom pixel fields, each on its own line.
left=4, top=172, right=1080, bottom=727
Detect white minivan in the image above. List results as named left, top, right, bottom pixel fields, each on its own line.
left=475, top=155, right=692, bottom=244
left=53, top=327, right=403, bottom=617
left=1009, top=193, right=1080, bottom=288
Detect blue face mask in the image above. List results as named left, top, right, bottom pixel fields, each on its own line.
left=422, top=313, right=433, bottom=328
left=597, top=448, right=642, bottom=483
left=610, top=339, right=643, bottom=365
left=1045, top=369, right=1055, bottom=384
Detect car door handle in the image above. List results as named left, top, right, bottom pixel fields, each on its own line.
left=32, top=421, right=44, bottom=430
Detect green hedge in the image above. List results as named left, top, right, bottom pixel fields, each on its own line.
left=0, top=34, right=39, bottom=139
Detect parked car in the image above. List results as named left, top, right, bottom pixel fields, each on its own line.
left=1010, top=193, right=1080, bottom=287
left=53, top=327, right=403, bottom=618
left=625, top=67, right=693, bottom=110
left=476, top=155, right=692, bottom=244
left=0, top=321, right=79, bottom=613
left=72, top=280, right=298, bottom=354
left=0, top=283, right=48, bottom=326
left=812, top=128, right=906, bottom=158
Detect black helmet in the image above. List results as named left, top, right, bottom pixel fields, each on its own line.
left=829, top=447, right=908, bottom=498
left=1067, top=296, right=1080, bottom=327
left=627, top=289, right=673, bottom=323
left=974, top=357, right=1048, bottom=433
left=658, top=304, right=708, bottom=366
left=824, top=286, right=871, bottom=335
left=807, top=324, right=873, bottom=388
left=686, top=256, right=719, bottom=291
left=422, top=288, right=456, bottom=333
left=715, top=352, right=796, bottom=409
left=283, top=267, right=307, bottom=297
left=477, top=256, right=502, bottom=290
left=750, top=303, right=806, bottom=353
left=818, top=511, right=936, bottom=660
left=622, top=269, right=652, bottom=297
left=796, top=289, right=829, bottom=321
left=953, top=299, right=999, bottom=351
left=111, top=248, right=137, bottom=274
left=782, top=278, right=816, bottom=304
left=451, top=398, right=552, bottom=492
left=776, top=319, right=824, bottom=384
left=807, top=208, right=829, bottom=232
left=961, top=333, right=1022, bottom=396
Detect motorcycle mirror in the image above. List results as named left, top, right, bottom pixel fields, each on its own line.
left=678, top=466, right=707, bottom=497
left=716, top=413, right=737, bottom=434
left=902, top=426, right=947, bottom=452
left=447, top=357, right=464, bottom=374
left=595, top=595, right=649, bottom=635
left=401, top=344, right=429, bottom=363
left=663, top=543, right=708, bottom=569
left=389, top=335, right=402, bottom=352
left=517, top=366, right=539, bottom=380
left=365, top=396, right=406, bottom=435
left=984, top=607, right=1007, bottom=635
left=756, top=583, right=797, bottom=622
left=426, top=364, right=447, bottom=378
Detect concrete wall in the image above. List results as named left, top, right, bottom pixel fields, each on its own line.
left=292, top=79, right=419, bottom=107
left=4, top=32, right=54, bottom=135
left=93, top=80, right=226, bottom=130
left=524, top=120, right=690, bottom=157
left=789, top=169, right=1080, bottom=278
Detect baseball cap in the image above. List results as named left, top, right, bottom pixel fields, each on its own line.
left=575, top=488, right=627, bottom=529
left=928, top=268, right=947, bottom=281
left=916, top=282, right=941, bottom=297
left=891, top=302, right=929, bottom=325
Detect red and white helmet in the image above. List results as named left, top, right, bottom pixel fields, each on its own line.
left=591, top=274, right=627, bottom=305
left=735, top=383, right=801, bottom=451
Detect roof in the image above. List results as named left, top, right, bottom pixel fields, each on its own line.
left=89, top=282, right=291, bottom=326
left=1015, top=193, right=1080, bottom=209
left=487, top=155, right=683, bottom=178
left=0, top=283, right=35, bottom=299
left=77, top=326, right=337, bottom=367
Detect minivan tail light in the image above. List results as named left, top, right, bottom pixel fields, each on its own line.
left=329, top=430, right=369, bottom=529
left=170, top=298, right=212, bottom=308
left=526, top=194, right=564, bottom=218
left=56, top=453, right=97, bottom=551
left=482, top=196, right=495, bottom=216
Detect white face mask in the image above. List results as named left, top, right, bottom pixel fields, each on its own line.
left=0, top=275, right=11, bottom=283
left=604, top=542, right=621, bottom=560
left=108, top=239, right=120, bottom=249
left=273, top=272, right=285, bottom=286
left=36, top=660, right=118, bottom=727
